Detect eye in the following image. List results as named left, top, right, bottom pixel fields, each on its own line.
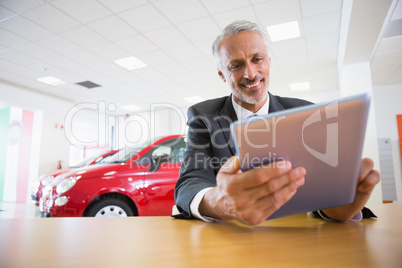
left=229, top=63, right=241, bottom=70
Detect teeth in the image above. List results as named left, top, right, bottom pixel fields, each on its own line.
left=245, top=80, right=261, bottom=88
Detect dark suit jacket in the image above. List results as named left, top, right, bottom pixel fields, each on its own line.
left=174, top=92, right=312, bottom=218
left=173, top=92, right=376, bottom=220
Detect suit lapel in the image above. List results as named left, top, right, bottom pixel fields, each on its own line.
left=268, top=92, right=285, bottom=113
left=217, top=95, right=237, bottom=155
left=216, top=92, right=284, bottom=155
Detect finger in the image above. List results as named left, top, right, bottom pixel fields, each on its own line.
left=246, top=167, right=306, bottom=201
left=219, top=155, right=241, bottom=174
left=357, top=169, right=381, bottom=193
left=232, top=160, right=293, bottom=190
left=358, top=158, right=374, bottom=183
left=257, top=175, right=303, bottom=218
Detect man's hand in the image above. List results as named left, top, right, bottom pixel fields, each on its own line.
left=322, top=158, right=381, bottom=221
left=199, top=155, right=306, bottom=225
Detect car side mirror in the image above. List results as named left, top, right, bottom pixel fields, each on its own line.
left=149, top=146, right=171, bottom=172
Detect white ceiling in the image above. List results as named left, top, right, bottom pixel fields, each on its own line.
left=0, top=0, right=401, bottom=114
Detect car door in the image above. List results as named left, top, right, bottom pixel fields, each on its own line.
left=140, top=137, right=186, bottom=216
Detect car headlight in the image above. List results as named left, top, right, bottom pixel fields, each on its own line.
left=56, top=177, right=77, bottom=194
left=42, top=175, right=55, bottom=186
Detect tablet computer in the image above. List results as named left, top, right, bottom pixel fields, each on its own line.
left=230, top=93, right=371, bottom=220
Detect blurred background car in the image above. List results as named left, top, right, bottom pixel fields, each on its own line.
left=40, top=135, right=186, bottom=217
left=31, top=150, right=119, bottom=205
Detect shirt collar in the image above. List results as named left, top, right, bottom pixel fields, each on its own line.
left=231, top=94, right=270, bottom=120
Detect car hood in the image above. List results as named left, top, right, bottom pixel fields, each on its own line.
left=51, top=163, right=125, bottom=185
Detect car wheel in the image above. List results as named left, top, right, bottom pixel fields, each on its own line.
left=87, top=197, right=134, bottom=217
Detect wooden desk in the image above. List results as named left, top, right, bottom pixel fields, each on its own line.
left=1, top=203, right=401, bottom=268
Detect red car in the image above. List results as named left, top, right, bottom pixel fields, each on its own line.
left=31, top=150, right=119, bottom=205
left=39, top=135, right=186, bottom=217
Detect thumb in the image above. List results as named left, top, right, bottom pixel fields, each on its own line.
left=220, top=155, right=241, bottom=174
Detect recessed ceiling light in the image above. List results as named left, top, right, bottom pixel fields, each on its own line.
left=114, top=56, right=147, bottom=70
left=266, top=21, right=300, bottom=42
left=184, top=96, right=205, bottom=104
left=121, top=104, right=142, bottom=112
left=37, top=76, right=66, bottom=86
left=289, top=82, right=310, bottom=91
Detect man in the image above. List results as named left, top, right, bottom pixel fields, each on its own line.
left=174, top=20, right=380, bottom=226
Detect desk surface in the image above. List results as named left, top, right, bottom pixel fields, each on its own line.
left=1, top=203, right=401, bottom=268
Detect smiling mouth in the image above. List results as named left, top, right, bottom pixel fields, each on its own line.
left=242, top=78, right=263, bottom=89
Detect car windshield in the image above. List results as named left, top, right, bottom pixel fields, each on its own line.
left=100, top=139, right=155, bottom=164
left=69, top=155, right=98, bottom=168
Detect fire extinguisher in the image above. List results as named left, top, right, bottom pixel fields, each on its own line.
left=57, top=161, right=62, bottom=169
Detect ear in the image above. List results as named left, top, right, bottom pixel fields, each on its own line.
left=217, top=68, right=226, bottom=82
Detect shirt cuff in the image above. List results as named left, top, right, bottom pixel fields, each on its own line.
left=317, top=210, right=363, bottom=222
left=190, top=187, right=220, bottom=222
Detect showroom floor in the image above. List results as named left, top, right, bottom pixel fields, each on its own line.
left=0, top=202, right=40, bottom=219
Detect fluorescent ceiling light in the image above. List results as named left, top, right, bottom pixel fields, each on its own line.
left=184, top=96, right=205, bottom=104
left=289, top=82, right=310, bottom=91
left=121, top=104, right=142, bottom=112
left=266, top=21, right=300, bottom=42
left=115, top=56, right=147, bottom=70
left=37, top=76, right=66, bottom=86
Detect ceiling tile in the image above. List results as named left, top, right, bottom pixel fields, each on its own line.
left=176, top=17, right=220, bottom=42
left=137, top=50, right=173, bottom=66
left=0, top=0, right=44, bottom=13
left=201, top=0, right=249, bottom=14
left=0, top=5, right=16, bottom=21
left=98, top=0, right=148, bottom=14
left=306, top=32, right=338, bottom=52
left=0, top=57, right=23, bottom=72
left=35, top=35, right=82, bottom=55
left=118, top=4, right=170, bottom=33
left=93, top=62, right=127, bottom=76
left=300, top=0, right=342, bottom=18
left=15, top=42, right=59, bottom=61
left=52, top=0, right=112, bottom=24
left=116, top=35, right=158, bottom=55
left=154, top=62, right=188, bottom=76
left=213, top=7, right=259, bottom=29
left=309, top=49, right=337, bottom=70
left=0, top=49, right=38, bottom=66
left=144, top=26, right=188, bottom=49
left=271, top=38, right=307, bottom=56
left=153, top=0, right=208, bottom=24
left=164, top=43, right=203, bottom=61
left=47, top=55, right=83, bottom=72
left=180, top=56, right=215, bottom=72
left=23, top=4, right=80, bottom=32
left=91, top=43, right=131, bottom=61
left=0, top=15, right=52, bottom=41
left=254, top=0, right=302, bottom=26
left=0, top=27, right=29, bottom=48
left=303, top=12, right=340, bottom=37
left=66, top=49, right=107, bottom=66
left=61, top=26, right=109, bottom=48
left=87, top=16, right=137, bottom=41
left=193, top=37, right=215, bottom=57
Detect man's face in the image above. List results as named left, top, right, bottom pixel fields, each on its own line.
left=217, top=31, right=271, bottom=106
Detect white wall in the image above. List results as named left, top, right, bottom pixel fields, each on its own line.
left=373, top=83, right=402, bottom=201
left=0, top=81, right=72, bottom=175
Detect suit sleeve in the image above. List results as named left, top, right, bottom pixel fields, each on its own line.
left=173, top=107, right=221, bottom=219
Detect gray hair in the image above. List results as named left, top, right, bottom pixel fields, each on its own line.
left=212, top=20, right=270, bottom=68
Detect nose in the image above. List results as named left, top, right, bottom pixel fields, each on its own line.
left=244, top=62, right=257, bottom=80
